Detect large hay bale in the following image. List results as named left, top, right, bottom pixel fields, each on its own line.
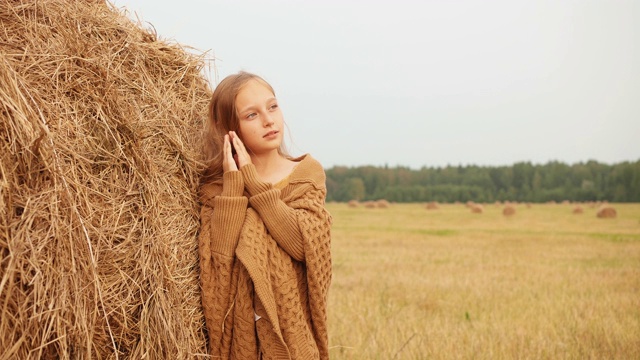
left=470, top=204, right=484, bottom=214
left=347, top=199, right=359, bottom=208
left=1, top=1, right=210, bottom=358
left=597, top=206, right=617, bottom=219
left=376, top=199, right=390, bottom=208
left=573, top=206, right=584, bottom=214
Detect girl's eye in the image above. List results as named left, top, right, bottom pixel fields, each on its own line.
left=246, top=112, right=257, bottom=119
left=269, top=104, right=278, bottom=110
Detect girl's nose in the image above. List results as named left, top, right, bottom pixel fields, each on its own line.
left=263, top=113, right=274, bottom=126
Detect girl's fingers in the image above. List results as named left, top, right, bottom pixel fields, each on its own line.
left=231, top=132, right=246, bottom=155
left=231, top=131, right=251, bottom=168
left=222, top=134, right=237, bottom=172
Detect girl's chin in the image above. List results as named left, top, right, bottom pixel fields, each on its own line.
left=249, top=146, right=282, bottom=156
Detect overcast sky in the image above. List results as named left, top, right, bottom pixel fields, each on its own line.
left=111, top=0, right=639, bottom=169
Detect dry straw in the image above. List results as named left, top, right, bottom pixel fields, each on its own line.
left=1, top=1, right=211, bottom=358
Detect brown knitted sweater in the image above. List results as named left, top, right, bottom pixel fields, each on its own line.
left=198, top=154, right=332, bottom=359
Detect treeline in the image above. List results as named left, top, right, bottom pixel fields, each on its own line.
left=325, top=160, right=640, bottom=203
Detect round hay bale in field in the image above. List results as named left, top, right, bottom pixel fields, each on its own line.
left=363, top=201, right=376, bottom=208
left=597, top=206, right=617, bottom=219
left=347, top=199, right=359, bottom=208
left=470, top=204, right=484, bottom=213
left=425, top=201, right=439, bottom=210
left=1, top=1, right=210, bottom=358
left=465, top=201, right=475, bottom=208
left=573, top=206, right=584, bottom=214
left=376, top=199, right=390, bottom=208
left=503, top=205, right=516, bottom=216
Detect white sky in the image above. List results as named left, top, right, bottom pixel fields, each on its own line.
left=111, top=0, right=639, bottom=169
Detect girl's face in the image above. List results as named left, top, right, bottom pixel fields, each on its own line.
left=235, top=79, right=284, bottom=156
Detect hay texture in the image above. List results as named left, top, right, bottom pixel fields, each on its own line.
left=1, top=1, right=211, bottom=358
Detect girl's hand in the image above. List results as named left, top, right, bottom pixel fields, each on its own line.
left=230, top=131, right=252, bottom=169
left=222, top=134, right=238, bottom=173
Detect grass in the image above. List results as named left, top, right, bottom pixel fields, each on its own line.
left=326, top=202, right=640, bottom=359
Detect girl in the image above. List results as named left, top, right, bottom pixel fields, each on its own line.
left=198, top=71, right=332, bottom=359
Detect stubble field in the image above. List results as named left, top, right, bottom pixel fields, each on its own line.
left=325, top=202, right=640, bottom=359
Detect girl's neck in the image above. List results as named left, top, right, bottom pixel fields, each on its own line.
left=250, top=150, right=288, bottom=179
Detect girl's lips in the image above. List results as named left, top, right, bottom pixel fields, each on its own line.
left=263, top=130, right=279, bottom=138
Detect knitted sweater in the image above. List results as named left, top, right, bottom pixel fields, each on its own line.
left=198, top=154, right=332, bottom=359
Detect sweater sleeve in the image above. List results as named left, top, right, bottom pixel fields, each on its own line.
left=198, top=171, right=248, bottom=355
left=240, top=163, right=329, bottom=262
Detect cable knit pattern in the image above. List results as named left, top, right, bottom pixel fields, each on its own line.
left=198, top=154, right=332, bottom=359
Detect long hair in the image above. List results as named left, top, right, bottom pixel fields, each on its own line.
left=201, top=71, right=288, bottom=184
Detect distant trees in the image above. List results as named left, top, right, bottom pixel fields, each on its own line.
left=325, top=160, right=640, bottom=203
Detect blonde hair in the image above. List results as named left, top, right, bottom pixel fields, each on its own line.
left=201, top=71, right=288, bottom=183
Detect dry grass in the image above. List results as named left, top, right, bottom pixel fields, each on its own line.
left=1, top=1, right=210, bottom=358
left=326, top=202, right=640, bottom=359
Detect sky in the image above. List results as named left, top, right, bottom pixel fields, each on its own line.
left=111, top=0, right=639, bottom=169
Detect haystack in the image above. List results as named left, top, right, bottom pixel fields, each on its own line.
left=596, top=206, right=617, bottom=219
left=470, top=204, right=483, bottom=214
left=376, top=199, right=390, bottom=208
left=573, top=206, right=584, bottom=214
left=425, top=201, right=439, bottom=210
left=1, top=1, right=211, bottom=358
left=502, top=205, right=516, bottom=216
left=363, top=201, right=376, bottom=208
left=347, top=199, right=359, bottom=208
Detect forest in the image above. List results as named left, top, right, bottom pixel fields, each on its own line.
left=325, top=159, right=640, bottom=203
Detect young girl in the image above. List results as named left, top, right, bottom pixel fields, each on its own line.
left=198, top=71, right=332, bottom=359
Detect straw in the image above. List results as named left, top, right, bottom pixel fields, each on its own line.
left=1, top=1, right=212, bottom=358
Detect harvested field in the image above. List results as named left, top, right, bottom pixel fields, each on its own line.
left=326, top=202, right=640, bottom=359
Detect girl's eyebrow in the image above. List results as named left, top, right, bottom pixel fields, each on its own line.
left=238, top=104, right=256, bottom=114
left=238, top=97, right=277, bottom=113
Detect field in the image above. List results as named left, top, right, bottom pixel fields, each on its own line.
left=325, top=202, right=640, bottom=359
